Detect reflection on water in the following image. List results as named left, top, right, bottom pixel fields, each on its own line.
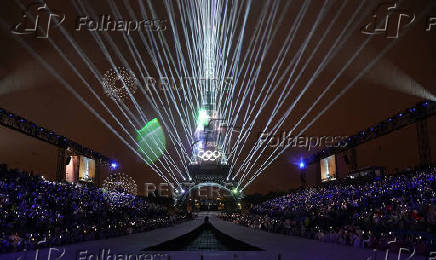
left=145, top=217, right=261, bottom=251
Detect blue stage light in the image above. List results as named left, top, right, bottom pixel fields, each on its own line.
left=299, top=161, right=305, bottom=169
left=111, top=163, right=118, bottom=169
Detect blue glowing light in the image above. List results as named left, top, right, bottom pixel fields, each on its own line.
left=299, top=161, right=305, bottom=169
left=111, top=163, right=118, bottom=169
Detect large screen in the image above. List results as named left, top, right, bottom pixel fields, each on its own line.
left=66, top=156, right=79, bottom=183
left=79, top=156, right=95, bottom=181
left=320, top=155, right=336, bottom=182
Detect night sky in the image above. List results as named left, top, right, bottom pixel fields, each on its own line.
left=0, top=0, right=435, bottom=195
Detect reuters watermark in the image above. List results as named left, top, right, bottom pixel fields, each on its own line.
left=143, top=76, right=234, bottom=92
left=257, top=132, right=348, bottom=151
left=144, top=182, right=236, bottom=199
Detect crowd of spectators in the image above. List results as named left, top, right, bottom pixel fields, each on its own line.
left=0, top=164, right=189, bottom=253
left=221, top=168, right=436, bottom=255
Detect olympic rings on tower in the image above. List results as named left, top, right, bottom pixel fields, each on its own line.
left=197, top=150, right=221, bottom=161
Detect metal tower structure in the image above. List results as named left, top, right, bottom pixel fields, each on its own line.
left=304, top=100, right=436, bottom=167
left=0, top=107, right=114, bottom=183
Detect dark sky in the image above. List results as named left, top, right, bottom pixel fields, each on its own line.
left=0, top=0, right=435, bottom=195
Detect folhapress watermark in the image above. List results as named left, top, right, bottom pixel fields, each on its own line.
left=76, top=15, right=167, bottom=35
left=366, top=238, right=436, bottom=260
left=78, top=249, right=167, bottom=260
left=361, top=2, right=436, bottom=38
left=11, top=3, right=65, bottom=38
left=257, top=132, right=348, bottom=151
left=11, top=3, right=167, bottom=39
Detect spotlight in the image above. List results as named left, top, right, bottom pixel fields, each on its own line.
left=299, top=161, right=305, bottom=169
left=232, top=188, right=238, bottom=194
left=181, top=189, right=186, bottom=194
left=111, top=163, right=118, bottom=169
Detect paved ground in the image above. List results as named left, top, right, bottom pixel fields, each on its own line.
left=2, top=212, right=429, bottom=260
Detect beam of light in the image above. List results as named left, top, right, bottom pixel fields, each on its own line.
left=74, top=0, right=188, bottom=181
left=238, top=0, right=371, bottom=187
left=13, top=0, right=430, bottom=192
left=71, top=0, right=183, bottom=183
left=225, top=0, right=309, bottom=160
left=236, top=0, right=367, bottom=185
left=136, top=0, right=197, bottom=137
left=0, top=59, right=52, bottom=95
left=136, top=118, right=167, bottom=165
left=132, top=0, right=202, bottom=165
left=223, top=0, right=307, bottom=179
left=1, top=19, right=176, bottom=187
left=240, top=0, right=436, bottom=191
left=10, top=0, right=183, bottom=187
left=365, top=58, right=436, bottom=101
left=235, top=0, right=333, bottom=184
